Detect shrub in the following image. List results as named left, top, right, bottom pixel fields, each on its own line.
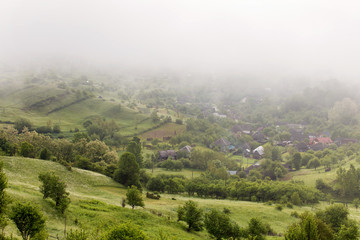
left=105, top=223, right=148, bottom=240
left=275, top=205, right=283, bottom=211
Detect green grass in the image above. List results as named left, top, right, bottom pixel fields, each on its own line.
left=145, top=168, right=204, bottom=179
left=3, top=156, right=360, bottom=239
left=287, top=157, right=360, bottom=187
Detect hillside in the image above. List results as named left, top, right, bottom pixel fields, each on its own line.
left=0, top=156, right=320, bottom=239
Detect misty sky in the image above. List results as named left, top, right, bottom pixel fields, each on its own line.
left=1, top=0, right=360, bottom=79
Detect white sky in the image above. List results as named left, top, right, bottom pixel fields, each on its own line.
left=1, top=0, right=360, bottom=79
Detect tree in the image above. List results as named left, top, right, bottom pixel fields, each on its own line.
left=105, top=223, right=148, bottom=240
left=20, top=142, right=35, bottom=158
left=126, top=141, right=143, bottom=167
left=204, top=209, right=241, bottom=240
left=38, top=172, right=70, bottom=214
left=113, top=152, right=141, bottom=188
left=10, top=203, right=46, bottom=240
left=292, top=152, right=302, bottom=170
left=177, top=200, right=203, bottom=231
left=126, top=186, right=144, bottom=209
left=14, top=118, right=32, bottom=132
left=291, top=192, right=302, bottom=206
left=39, top=148, right=51, bottom=160
left=316, top=204, right=349, bottom=233
left=336, top=221, right=359, bottom=240
left=353, top=198, right=360, bottom=210
left=307, top=158, right=321, bottom=170
left=247, top=218, right=268, bottom=240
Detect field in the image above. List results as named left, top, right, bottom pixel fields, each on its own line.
left=140, top=122, right=186, bottom=141
left=4, top=156, right=352, bottom=239
left=145, top=168, right=204, bottom=179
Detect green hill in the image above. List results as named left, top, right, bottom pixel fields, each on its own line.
left=1, top=156, right=311, bottom=239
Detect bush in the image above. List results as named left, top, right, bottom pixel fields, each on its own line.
left=10, top=203, right=47, bottom=240
left=105, top=223, right=148, bottom=240
left=146, top=192, right=160, bottom=200
left=20, top=142, right=35, bottom=158
left=275, top=204, right=283, bottom=211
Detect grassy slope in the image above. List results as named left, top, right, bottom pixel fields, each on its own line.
left=0, top=83, right=155, bottom=135
left=1, top=156, right=320, bottom=240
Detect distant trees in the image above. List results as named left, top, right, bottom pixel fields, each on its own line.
left=38, top=172, right=70, bottom=214
left=10, top=203, right=46, bottom=240
left=328, top=98, right=358, bottom=125
left=285, top=205, right=359, bottom=240
left=126, top=186, right=144, bottom=209
left=177, top=200, right=203, bottom=231
left=113, top=152, right=141, bottom=188
left=336, top=164, right=360, bottom=199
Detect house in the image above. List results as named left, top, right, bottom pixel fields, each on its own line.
left=231, top=124, right=253, bottom=135
left=245, top=162, right=261, bottom=174
left=227, top=170, right=237, bottom=176
left=212, top=138, right=231, bottom=152
left=158, top=150, right=177, bottom=161
left=253, top=146, right=264, bottom=159
left=178, top=145, right=192, bottom=158
left=252, top=132, right=267, bottom=143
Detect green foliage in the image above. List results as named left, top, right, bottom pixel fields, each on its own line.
left=307, top=158, right=321, bottom=170
left=247, top=217, right=267, bottom=240
left=39, top=148, right=51, bottom=160
left=292, top=152, right=302, bottom=170
left=113, top=152, right=140, bottom=188
left=336, top=164, right=360, bottom=199
left=0, top=163, right=7, bottom=215
left=126, top=186, right=144, bottom=209
left=316, top=204, right=349, bottom=233
left=10, top=203, right=46, bottom=240
left=336, top=221, right=359, bottom=240
left=38, top=172, right=70, bottom=214
left=19, top=142, right=35, bottom=158
left=105, top=223, right=148, bottom=240
left=204, top=209, right=241, bottom=240
left=126, top=140, right=143, bottom=167
left=177, top=200, right=203, bottom=231
left=290, top=192, right=302, bottom=206
left=14, top=118, right=32, bottom=133
left=66, top=229, right=88, bottom=240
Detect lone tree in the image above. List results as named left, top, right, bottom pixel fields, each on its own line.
left=113, top=152, right=141, bottom=188
left=10, top=203, right=46, bottom=240
left=38, top=172, right=70, bottom=214
left=126, top=186, right=144, bottom=209
left=177, top=200, right=203, bottom=232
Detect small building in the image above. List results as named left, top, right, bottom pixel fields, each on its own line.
left=158, top=150, right=177, bottom=161
left=212, top=137, right=231, bottom=152
left=253, top=146, right=264, bottom=159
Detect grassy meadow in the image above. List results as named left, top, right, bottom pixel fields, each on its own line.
left=3, top=156, right=360, bottom=239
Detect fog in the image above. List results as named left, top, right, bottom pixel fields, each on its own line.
left=1, top=0, right=360, bottom=81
